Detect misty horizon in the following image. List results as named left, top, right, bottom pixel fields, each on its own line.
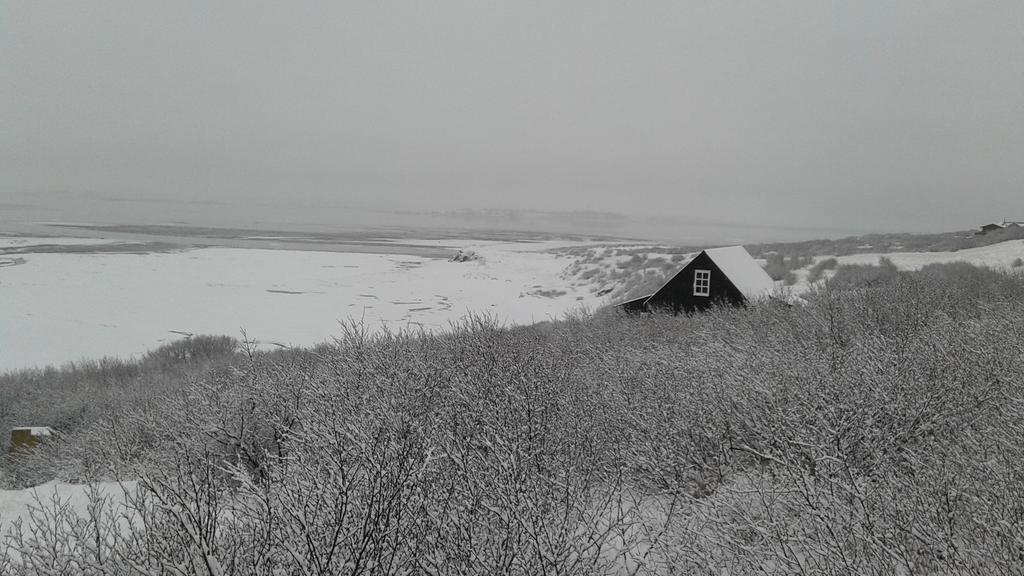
left=3, top=1, right=1023, bottom=238
left=0, top=189, right=952, bottom=245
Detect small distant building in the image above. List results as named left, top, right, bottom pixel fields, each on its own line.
left=616, top=246, right=777, bottom=314
left=8, top=427, right=54, bottom=453
left=976, top=221, right=1023, bottom=235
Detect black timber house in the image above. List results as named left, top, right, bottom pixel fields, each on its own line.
left=618, top=245, right=777, bottom=314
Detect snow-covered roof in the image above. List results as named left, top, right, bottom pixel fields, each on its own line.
left=702, top=246, right=777, bottom=301
left=622, top=293, right=653, bottom=303
left=10, top=427, right=54, bottom=437
left=615, top=293, right=654, bottom=307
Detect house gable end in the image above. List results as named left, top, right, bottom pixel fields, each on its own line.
left=645, top=251, right=746, bottom=313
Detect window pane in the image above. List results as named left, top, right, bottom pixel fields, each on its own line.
left=694, top=269, right=710, bottom=296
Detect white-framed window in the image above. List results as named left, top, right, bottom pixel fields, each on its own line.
left=693, top=269, right=711, bottom=296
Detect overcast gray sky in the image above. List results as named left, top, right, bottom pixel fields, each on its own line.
left=2, top=1, right=1022, bottom=236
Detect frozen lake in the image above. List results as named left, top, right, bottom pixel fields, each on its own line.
left=0, top=237, right=602, bottom=373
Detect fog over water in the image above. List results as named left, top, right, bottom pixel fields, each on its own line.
left=3, top=2, right=1023, bottom=239
left=1, top=191, right=867, bottom=244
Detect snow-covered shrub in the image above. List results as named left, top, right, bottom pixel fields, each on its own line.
left=805, top=257, right=838, bottom=283
left=449, top=249, right=481, bottom=263
left=763, top=252, right=811, bottom=281
left=828, top=256, right=900, bottom=288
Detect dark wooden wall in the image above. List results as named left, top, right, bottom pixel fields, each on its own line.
left=645, top=251, right=746, bottom=314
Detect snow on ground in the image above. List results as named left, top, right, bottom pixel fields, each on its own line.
left=788, top=239, right=1024, bottom=294
left=0, top=236, right=125, bottom=249
left=0, top=481, right=138, bottom=538
left=395, top=237, right=599, bottom=252
left=832, top=239, right=1024, bottom=270
left=8, top=235, right=1019, bottom=372
left=0, top=240, right=605, bottom=373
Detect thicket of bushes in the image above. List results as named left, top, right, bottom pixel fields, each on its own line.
left=0, top=335, right=238, bottom=459
left=557, top=246, right=689, bottom=302
left=762, top=253, right=814, bottom=283
left=4, top=265, right=1024, bottom=574
left=806, top=257, right=839, bottom=283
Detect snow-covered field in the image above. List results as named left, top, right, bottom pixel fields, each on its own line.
left=0, top=237, right=604, bottom=373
